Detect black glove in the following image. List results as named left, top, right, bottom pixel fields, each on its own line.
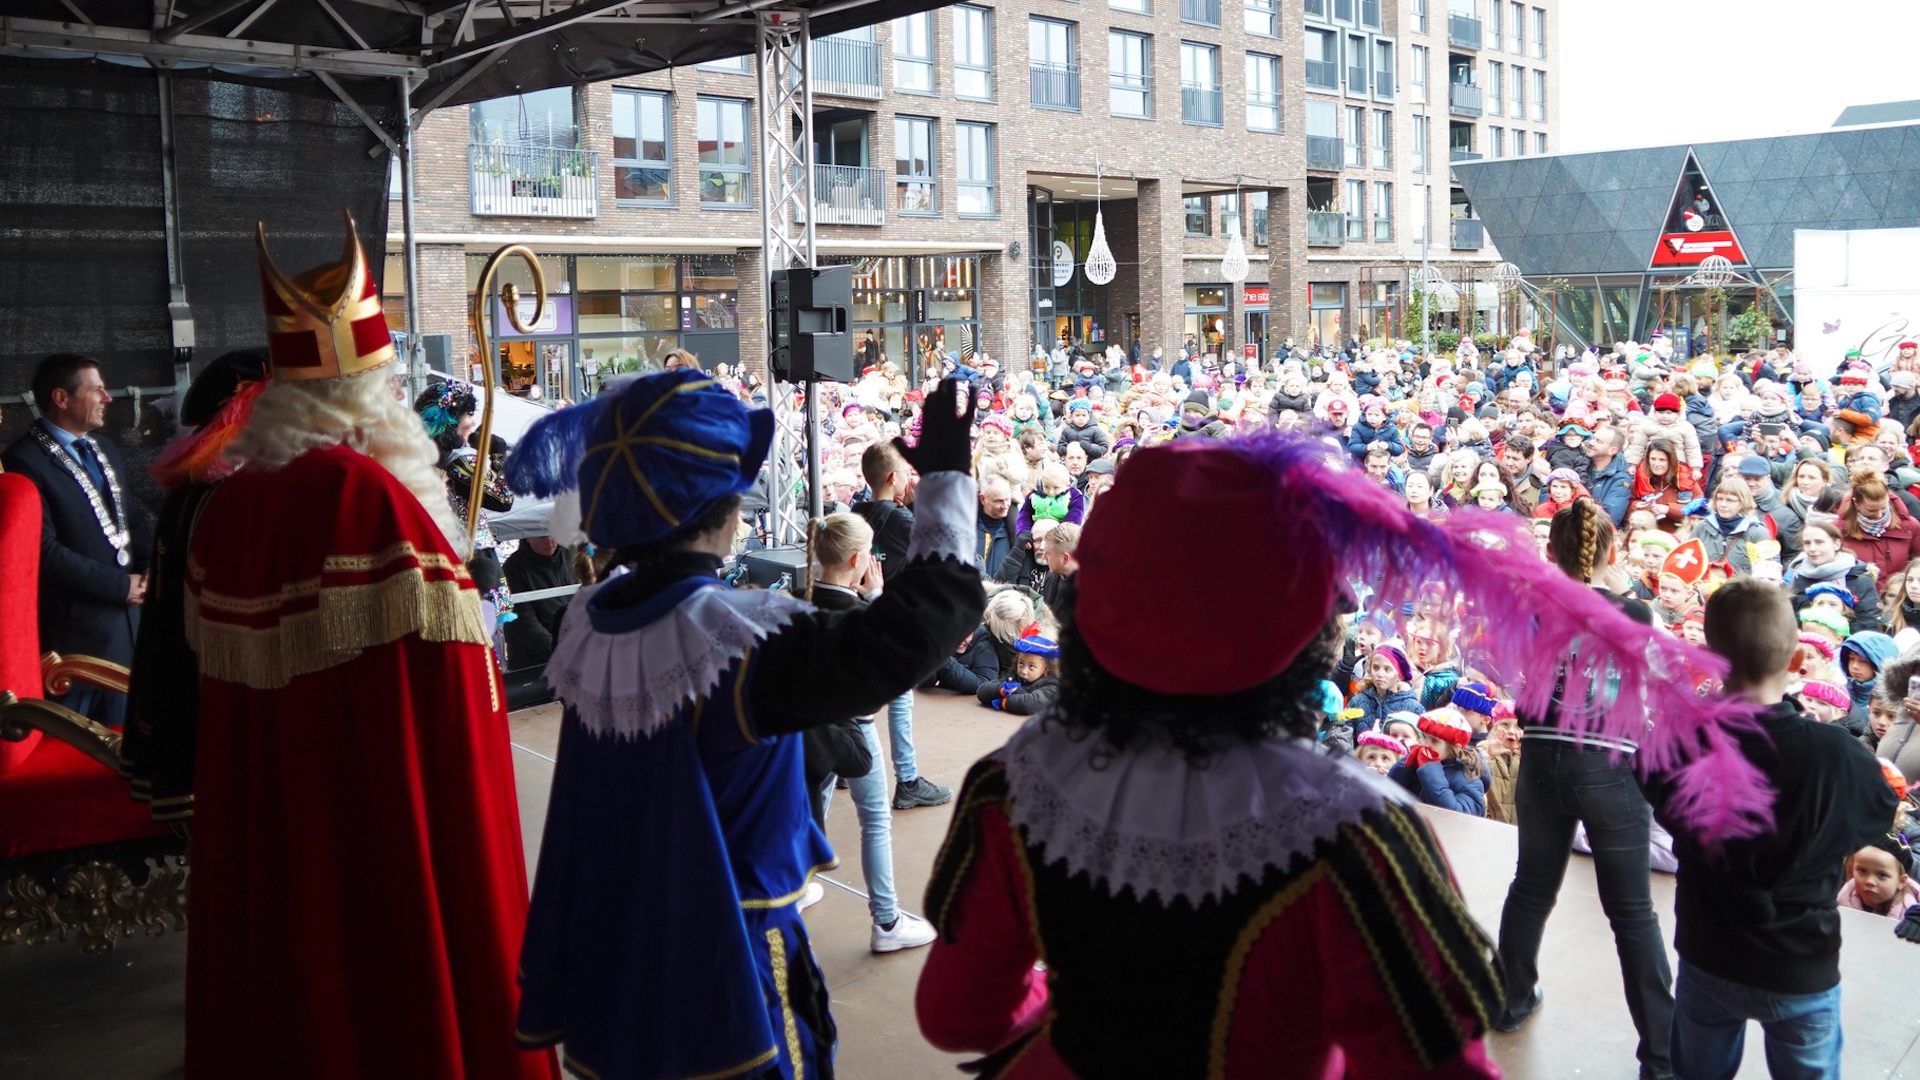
left=894, top=377, right=976, bottom=476
left=1897, top=905, right=1920, bottom=943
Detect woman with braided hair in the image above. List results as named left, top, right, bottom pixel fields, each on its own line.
left=1492, top=495, right=1678, bottom=1080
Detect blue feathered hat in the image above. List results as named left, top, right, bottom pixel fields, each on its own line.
left=1451, top=680, right=1500, bottom=718
left=1014, top=633, right=1059, bottom=659
left=504, top=369, right=773, bottom=548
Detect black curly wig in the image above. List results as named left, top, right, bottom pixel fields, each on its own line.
left=1046, top=576, right=1342, bottom=765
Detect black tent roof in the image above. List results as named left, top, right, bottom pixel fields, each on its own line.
left=4, top=0, right=944, bottom=108
left=1453, top=122, right=1920, bottom=277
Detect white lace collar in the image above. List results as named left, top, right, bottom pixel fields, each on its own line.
left=545, top=580, right=812, bottom=739
left=1001, top=719, right=1406, bottom=907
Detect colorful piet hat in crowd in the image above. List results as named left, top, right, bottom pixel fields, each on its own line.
left=1014, top=633, right=1061, bottom=659
left=1071, top=429, right=1776, bottom=844
left=256, top=211, right=394, bottom=381
left=1416, top=709, right=1474, bottom=746
left=1356, top=729, right=1408, bottom=756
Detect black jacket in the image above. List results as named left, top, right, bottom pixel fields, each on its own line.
left=851, top=498, right=914, bottom=581
left=1644, top=700, right=1896, bottom=995
left=922, top=624, right=1000, bottom=695
left=976, top=506, right=1014, bottom=573
left=503, top=543, right=577, bottom=669
left=3, top=424, right=151, bottom=669
left=976, top=673, right=1060, bottom=715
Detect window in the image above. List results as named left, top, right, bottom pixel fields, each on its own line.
left=1304, top=0, right=1326, bottom=18
left=696, top=96, right=750, bottom=207
left=1185, top=194, right=1211, bottom=236
left=1245, top=0, right=1278, bottom=37
left=1511, top=129, right=1525, bottom=156
left=1485, top=61, right=1502, bottom=114
left=1360, top=0, right=1381, bottom=30
left=895, top=116, right=936, bottom=214
left=1486, top=1, right=1500, bottom=48
left=1531, top=6, right=1546, bottom=56
left=1181, top=0, right=1221, bottom=26
left=1413, top=0, right=1428, bottom=33
left=1373, top=39, right=1394, bottom=97
left=1110, top=31, right=1153, bottom=118
left=954, top=6, right=994, bottom=101
left=1245, top=52, right=1281, bottom=131
left=1181, top=41, right=1222, bottom=125
left=957, top=122, right=995, bottom=216
left=1410, top=45, right=1428, bottom=102
left=1535, top=131, right=1548, bottom=154
left=1490, top=125, right=1504, bottom=157
left=1220, top=192, right=1242, bottom=237
left=1346, top=33, right=1368, bottom=95
left=892, top=12, right=934, bottom=93
left=1372, top=109, right=1391, bottom=167
left=1030, top=18, right=1079, bottom=111
left=696, top=54, right=749, bottom=74
left=1372, top=181, right=1393, bottom=241
left=1112, top=0, right=1149, bottom=12
left=471, top=87, right=577, bottom=148
left=1249, top=190, right=1270, bottom=244
left=1306, top=28, right=1339, bottom=89
left=1344, top=179, right=1365, bottom=241
left=1510, top=63, right=1524, bottom=115
left=1410, top=183, right=1428, bottom=244
left=1344, top=105, right=1364, bottom=166
left=612, top=89, right=671, bottom=204
left=1332, top=0, right=1353, bottom=22
left=1531, top=69, right=1546, bottom=120
left=1509, top=1, right=1524, bottom=51
left=1411, top=113, right=1428, bottom=172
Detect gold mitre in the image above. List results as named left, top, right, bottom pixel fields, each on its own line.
left=256, top=210, right=395, bottom=381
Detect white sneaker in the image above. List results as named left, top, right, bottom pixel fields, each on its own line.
left=869, top=912, right=937, bottom=953
left=797, top=881, right=825, bottom=912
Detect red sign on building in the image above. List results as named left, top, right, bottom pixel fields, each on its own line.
left=1650, top=230, right=1747, bottom=268
left=1243, top=286, right=1270, bottom=306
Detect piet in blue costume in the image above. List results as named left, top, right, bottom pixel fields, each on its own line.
left=507, top=369, right=985, bottom=1080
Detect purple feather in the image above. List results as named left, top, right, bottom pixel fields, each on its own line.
left=503, top=397, right=611, bottom=498
left=1224, top=430, right=1775, bottom=844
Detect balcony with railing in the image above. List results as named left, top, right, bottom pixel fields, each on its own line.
left=1307, top=210, right=1345, bottom=246
left=1181, top=83, right=1223, bottom=126
left=789, top=163, right=886, bottom=226
left=1448, top=13, right=1482, bottom=48
left=1452, top=217, right=1486, bottom=249
left=1304, top=58, right=1339, bottom=90
left=1306, top=135, right=1343, bottom=171
left=470, top=143, right=598, bottom=218
left=1450, top=149, right=1484, bottom=163
left=812, top=33, right=882, bottom=99
left=1180, top=0, right=1221, bottom=25
left=1449, top=82, right=1483, bottom=117
left=1030, top=62, right=1081, bottom=111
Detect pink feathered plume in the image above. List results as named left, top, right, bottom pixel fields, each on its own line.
left=1230, top=431, right=1774, bottom=845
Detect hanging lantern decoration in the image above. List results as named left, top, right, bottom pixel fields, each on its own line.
left=1219, top=182, right=1250, bottom=285
left=1085, top=164, right=1117, bottom=286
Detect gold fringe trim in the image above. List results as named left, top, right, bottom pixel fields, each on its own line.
left=185, top=568, right=488, bottom=690
left=767, top=927, right=805, bottom=1080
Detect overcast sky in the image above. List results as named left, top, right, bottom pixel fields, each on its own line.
left=1557, top=0, right=1920, bottom=153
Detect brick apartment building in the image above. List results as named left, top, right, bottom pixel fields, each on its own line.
left=384, top=0, right=1553, bottom=399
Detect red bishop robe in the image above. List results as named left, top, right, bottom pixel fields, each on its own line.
left=183, top=443, right=555, bottom=1080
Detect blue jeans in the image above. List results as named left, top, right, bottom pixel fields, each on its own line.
left=820, top=723, right=898, bottom=926
left=887, top=690, right=917, bottom=784
left=1671, top=961, right=1842, bottom=1080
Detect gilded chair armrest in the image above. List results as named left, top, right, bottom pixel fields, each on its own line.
left=0, top=691, right=124, bottom=773
left=41, top=651, right=132, bottom=697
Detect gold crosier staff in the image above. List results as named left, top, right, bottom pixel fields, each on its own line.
left=467, top=246, right=547, bottom=541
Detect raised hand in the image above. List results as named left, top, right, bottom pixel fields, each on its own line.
left=893, top=378, right=977, bottom=476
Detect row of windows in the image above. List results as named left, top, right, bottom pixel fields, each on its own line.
left=1403, top=0, right=1547, bottom=58
left=1303, top=26, right=1394, bottom=100
left=1303, top=179, right=1397, bottom=242
left=1484, top=62, right=1549, bottom=122
left=610, top=90, right=997, bottom=215
left=1181, top=190, right=1273, bottom=243
left=1486, top=126, right=1549, bottom=157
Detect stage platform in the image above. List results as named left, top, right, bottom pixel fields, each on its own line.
left=6, top=691, right=1920, bottom=1078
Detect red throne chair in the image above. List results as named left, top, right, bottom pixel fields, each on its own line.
left=0, top=470, right=187, bottom=954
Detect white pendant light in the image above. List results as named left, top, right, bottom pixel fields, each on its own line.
left=1084, top=163, right=1117, bottom=286
left=1219, top=182, right=1250, bottom=284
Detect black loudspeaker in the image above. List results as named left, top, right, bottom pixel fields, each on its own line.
left=739, top=546, right=810, bottom=596
left=769, top=266, right=855, bottom=383
left=422, top=333, right=454, bottom=375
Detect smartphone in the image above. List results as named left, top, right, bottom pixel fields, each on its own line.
left=1909, top=676, right=1920, bottom=701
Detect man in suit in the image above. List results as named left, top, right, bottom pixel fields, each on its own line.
left=3, top=353, right=151, bottom=725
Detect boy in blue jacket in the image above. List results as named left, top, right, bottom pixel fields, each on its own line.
left=1388, top=708, right=1488, bottom=816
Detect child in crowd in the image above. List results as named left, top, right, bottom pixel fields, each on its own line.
left=1482, top=704, right=1521, bottom=825
left=1354, top=730, right=1407, bottom=776
left=1380, top=710, right=1422, bottom=749
left=1643, top=579, right=1895, bottom=1080
left=1864, top=690, right=1901, bottom=754
left=976, top=634, right=1061, bottom=715
left=1840, top=630, right=1898, bottom=723
left=1336, top=611, right=1394, bottom=693
left=1796, top=679, right=1852, bottom=725
left=1014, top=462, right=1086, bottom=534
left=1471, top=481, right=1515, bottom=513
left=1349, top=644, right=1422, bottom=729
left=1388, top=709, right=1487, bottom=816
left=1544, top=423, right=1594, bottom=481
left=1837, top=835, right=1920, bottom=918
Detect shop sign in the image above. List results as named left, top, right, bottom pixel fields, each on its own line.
left=1244, top=343, right=1258, bottom=361
left=1650, top=231, right=1747, bottom=267
left=1243, top=286, right=1269, bottom=306
left=1051, top=240, right=1074, bottom=287
left=495, top=295, right=571, bottom=336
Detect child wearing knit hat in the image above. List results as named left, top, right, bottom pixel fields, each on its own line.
left=1347, top=644, right=1423, bottom=731
left=1387, top=708, right=1487, bottom=816
left=1796, top=679, right=1853, bottom=725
